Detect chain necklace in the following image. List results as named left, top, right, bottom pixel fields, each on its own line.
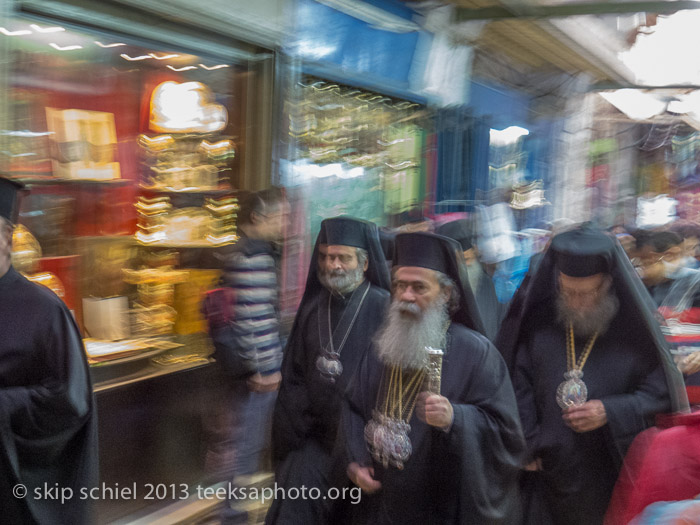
left=365, top=365, right=426, bottom=470
left=556, top=322, right=599, bottom=409
left=316, top=280, right=370, bottom=383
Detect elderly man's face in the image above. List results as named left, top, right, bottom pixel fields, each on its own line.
left=392, top=266, right=445, bottom=315
left=317, top=244, right=368, bottom=294
left=558, top=272, right=609, bottom=312
left=318, top=244, right=365, bottom=274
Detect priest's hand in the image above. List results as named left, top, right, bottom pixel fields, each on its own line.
left=416, top=392, right=454, bottom=430
left=347, top=462, right=381, bottom=494
left=562, top=400, right=607, bottom=433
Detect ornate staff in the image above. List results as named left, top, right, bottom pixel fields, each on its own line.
left=425, top=347, right=444, bottom=394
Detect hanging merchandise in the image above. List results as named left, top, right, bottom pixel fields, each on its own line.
left=45, top=108, right=121, bottom=180
left=636, top=194, right=678, bottom=228
left=510, top=180, right=548, bottom=210
left=285, top=77, right=429, bottom=235
left=476, top=202, right=521, bottom=264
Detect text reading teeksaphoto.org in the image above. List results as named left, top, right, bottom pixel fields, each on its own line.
left=12, top=482, right=363, bottom=505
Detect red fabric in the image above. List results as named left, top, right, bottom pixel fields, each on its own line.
left=658, top=307, right=700, bottom=325
left=687, top=387, right=700, bottom=405
left=39, top=255, right=83, bottom=332
left=605, top=412, right=700, bottom=525
left=680, top=308, right=700, bottom=324
left=201, top=287, right=236, bottom=329
left=588, top=164, right=610, bottom=185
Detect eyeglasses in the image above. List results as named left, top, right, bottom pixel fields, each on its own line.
left=631, top=253, right=676, bottom=268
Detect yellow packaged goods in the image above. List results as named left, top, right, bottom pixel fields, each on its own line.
left=174, top=269, right=220, bottom=335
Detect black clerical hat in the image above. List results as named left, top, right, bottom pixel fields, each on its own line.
left=318, top=217, right=369, bottom=250
left=394, top=232, right=457, bottom=274
left=393, top=232, right=485, bottom=334
left=551, top=225, right=615, bottom=277
left=436, top=219, right=473, bottom=251
left=0, top=177, right=25, bottom=223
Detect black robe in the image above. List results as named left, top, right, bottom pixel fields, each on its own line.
left=0, top=267, right=98, bottom=525
left=267, top=281, right=389, bottom=524
left=343, top=323, right=525, bottom=525
left=472, top=267, right=508, bottom=342
left=513, top=303, right=671, bottom=525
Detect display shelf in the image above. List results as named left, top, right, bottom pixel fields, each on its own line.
left=134, top=239, right=237, bottom=248
left=92, top=359, right=211, bottom=393
left=7, top=175, right=132, bottom=186
left=138, top=185, right=235, bottom=195
left=85, top=337, right=184, bottom=364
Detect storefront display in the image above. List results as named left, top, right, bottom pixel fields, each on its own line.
left=3, top=16, right=249, bottom=369
left=1, top=11, right=271, bottom=522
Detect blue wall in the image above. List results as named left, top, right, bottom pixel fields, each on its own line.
left=469, top=80, right=531, bottom=129
left=288, top=0, right=425, bottom=98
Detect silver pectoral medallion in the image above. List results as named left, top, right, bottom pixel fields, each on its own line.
left=364, top=411, right=412, bottom=470
left=316, top=351, right=343, bottom=383
left=556, top=369, right=588, bottom=409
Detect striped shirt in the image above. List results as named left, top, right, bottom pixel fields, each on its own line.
left=221, top=237, right=283, bottom=375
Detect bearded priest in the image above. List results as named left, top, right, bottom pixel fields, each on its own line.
left=343, top=231, right=525, bottom=524
left=267, top=216, right=391, bottom=524
left=496, top=223, right=687, bottom=525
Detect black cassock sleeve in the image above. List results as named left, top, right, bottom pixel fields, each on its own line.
left=602, top=363, right=671, bottom=456
left=0, top=297, right=97, bottom=525
left=513, top=340, right=541, bottom=460
left=441, top=333, right=526, bottom=523
left=272, top=304, right=314, bottom=463
left=342, top=350, right=375, bottom=469
left=1, top=307, right=91, bottom=440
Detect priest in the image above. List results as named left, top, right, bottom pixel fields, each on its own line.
left=497, top=223, right=687, bottom=525
left=267, top=216, right=391, bottom=524
left=0, top=177, right=98, bottom=524
left=343, top=231, right=525, bottom=524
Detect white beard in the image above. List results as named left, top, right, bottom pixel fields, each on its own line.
left=374, top=296, right=450, bottom=370
left=318, top=264, right=365, bottom=295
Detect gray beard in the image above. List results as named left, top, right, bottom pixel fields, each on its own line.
left=374, top=296, right=450, bottom=370
left=556, top=291, right=620, bottom=338
left=318, top=265, right=365, bottom=295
